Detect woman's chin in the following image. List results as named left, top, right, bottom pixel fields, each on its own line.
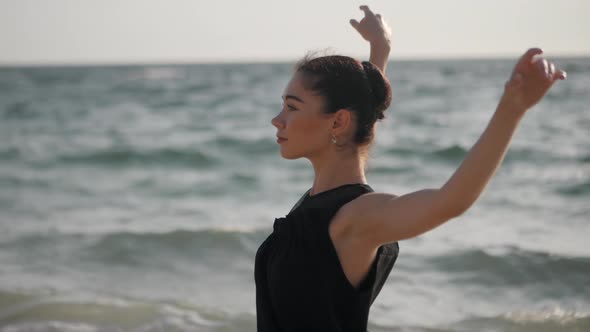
left=280, top=153, right=298, bottom=160
left=279, top=149, right=300, bottom=160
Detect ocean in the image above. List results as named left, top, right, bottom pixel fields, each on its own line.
left=0, top=57, right=588, bottom=332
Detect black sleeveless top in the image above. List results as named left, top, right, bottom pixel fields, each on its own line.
left=254, top=184, right=399, bottom=331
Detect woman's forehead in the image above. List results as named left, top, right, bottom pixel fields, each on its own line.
left=282, top=73, right=320, bottom=103
left=283, top=72, right=306, bottom=93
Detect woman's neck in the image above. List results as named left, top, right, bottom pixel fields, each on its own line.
left=309, top=152, right=366, bottom=196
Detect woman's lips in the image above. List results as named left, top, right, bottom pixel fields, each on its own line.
left=276, top=137, right=287, bottom=144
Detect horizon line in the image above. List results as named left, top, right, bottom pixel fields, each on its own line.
left=1, top=52, right=588, bottom=68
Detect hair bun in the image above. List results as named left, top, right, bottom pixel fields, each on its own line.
left=361, top=61, right=392, bottom=120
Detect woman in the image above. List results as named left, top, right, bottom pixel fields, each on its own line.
left=255, top=5, right=566, bottom=331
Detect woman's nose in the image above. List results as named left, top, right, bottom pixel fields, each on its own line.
left=271, top=112, right=284, bottom=129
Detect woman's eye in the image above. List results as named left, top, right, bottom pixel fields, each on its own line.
left=286, top=104, right=297, bottom=111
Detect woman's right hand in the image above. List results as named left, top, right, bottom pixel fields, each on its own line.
left=350, top=5, right=392, bottom=72
left=350, top=5, right=391, bottom=49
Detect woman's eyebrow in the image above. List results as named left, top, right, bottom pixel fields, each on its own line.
left=283, top=94, right=305, bottom=104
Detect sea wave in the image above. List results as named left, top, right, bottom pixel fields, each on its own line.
left=557, top=180, right=590, bottom=196
left=367, top=308, right=590, bottom=332
left=87, top=229, right=263, bottom=265
left=0, top=228, right=267, bottom=268
left=2, top=101, right=39, bottom=120
left=451, top=308, right=590, bottom=332
left=423, top=144, right=574, bottom=164
left=0, top=146, right=21, bottom=161
left=5, top=287, right=587, bottom=332
left=55, top=147, right=217, bottom=169
left=431, top=144, right=467, bottom=162
left=0, top=289, right=255, bottom=332
left=422, top=246, right=590, bottom=288
left=4, top=230, right=588, bottom=292
left=207, top=135, right=277, bottom=156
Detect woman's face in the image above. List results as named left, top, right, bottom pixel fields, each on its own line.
left=271, top=72, right=334, bottom=160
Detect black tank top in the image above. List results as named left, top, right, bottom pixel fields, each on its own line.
left=254, top=184, right=399, bottom=331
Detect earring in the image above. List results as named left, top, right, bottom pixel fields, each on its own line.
left=331, top=135, right=337, bottom=144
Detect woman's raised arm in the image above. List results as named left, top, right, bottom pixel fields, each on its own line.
left=342, top=48, right=566, bottom=245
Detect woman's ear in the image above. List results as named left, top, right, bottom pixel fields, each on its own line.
left=331, top=109, right=353, bottom=136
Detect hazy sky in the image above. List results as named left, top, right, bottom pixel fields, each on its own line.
left=1, top=0, right=588, bottom=65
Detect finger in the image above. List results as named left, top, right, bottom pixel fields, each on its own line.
left=350, top=19, right=360, bottom=31
left=515, top=47, right=543, bottom=72
left=522, top=47, right=544, bottom=64
left=536, top=58, right=549, bottom=78
left=360, top=5, right=375, bottom=18
left=555, top=69, right=567, bottom=80
left=548, top=62, right=555, bottom=78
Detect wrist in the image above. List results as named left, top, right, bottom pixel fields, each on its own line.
left=370, top=38, right=391, bottom=53
left=495, top=98, right=525, bottom=123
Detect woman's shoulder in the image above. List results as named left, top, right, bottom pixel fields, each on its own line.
left=330, top=190, right=399, bottom=241
left=343, top=190, right=400, bottom=216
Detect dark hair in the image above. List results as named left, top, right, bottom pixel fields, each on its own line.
left=295, top=55, right=392, bottom=146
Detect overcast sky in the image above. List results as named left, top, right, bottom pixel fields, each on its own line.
left=1, top=0, right=588, bottom=65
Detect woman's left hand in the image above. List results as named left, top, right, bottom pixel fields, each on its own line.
left=350, top=5, right=391, bottom=48
left=500, top=48, right=567, bottom=115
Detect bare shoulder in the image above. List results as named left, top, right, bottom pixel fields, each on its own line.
left=330, top=192, right=398, bottom=241
left=332, top=188, right=453, bottom=245
left=341, top=191, right=400, bottom=221
left=351, top=191, right=400, bottom=210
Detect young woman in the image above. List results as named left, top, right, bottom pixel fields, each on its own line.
left=255, top=5, right=566, bottom=331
